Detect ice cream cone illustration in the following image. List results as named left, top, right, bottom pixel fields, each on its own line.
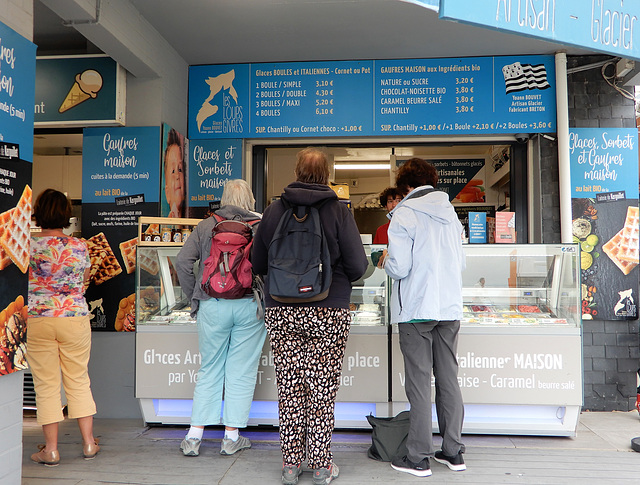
left=58, top=69, right=103, bottom=113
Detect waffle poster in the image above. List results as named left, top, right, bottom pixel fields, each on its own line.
left=0, top=22, right=35, bottom=376
left=82, top=127, right=161, bottom=331
left=569, top=128, right=639, bottom=321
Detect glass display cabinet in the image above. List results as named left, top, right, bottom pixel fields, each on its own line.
left=461, top=244, right=580, bottom=327
left=135, top=242, right=391, bottom=427
left=391, top=244, right=583, bottom=436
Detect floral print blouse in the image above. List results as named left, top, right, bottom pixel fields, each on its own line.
left=28, top=236, right=91, bottom=317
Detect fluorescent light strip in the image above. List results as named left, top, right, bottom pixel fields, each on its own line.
left=334, top=163, right=390, bottom=170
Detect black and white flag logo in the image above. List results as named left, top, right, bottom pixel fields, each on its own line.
left=502, top=62, right=550, bottom=94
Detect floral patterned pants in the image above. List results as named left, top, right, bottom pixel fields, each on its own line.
left=265, top=306, right=350, bottom=469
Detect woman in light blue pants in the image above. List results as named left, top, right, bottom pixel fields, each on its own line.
left=176, top=179, right=266, bottom=457
left=191, top=297, right=266, bottom=429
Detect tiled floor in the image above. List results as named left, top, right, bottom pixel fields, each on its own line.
left=21, top=410, right=640, bottom=484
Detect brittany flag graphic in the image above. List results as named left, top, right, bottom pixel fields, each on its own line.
left=502, top=62, right=550, bottom=94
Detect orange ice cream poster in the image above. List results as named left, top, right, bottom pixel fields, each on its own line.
left=427, top=159, right=485, bottom=202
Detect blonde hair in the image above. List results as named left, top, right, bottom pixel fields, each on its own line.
left=220, top=179, right=256, bottom=211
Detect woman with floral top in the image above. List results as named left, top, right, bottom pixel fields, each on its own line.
left=27, top=189, right=99, bottom=467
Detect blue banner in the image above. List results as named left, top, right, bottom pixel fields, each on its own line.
left=569, top=128, right=638, bottom=199
left=82, top=126, right=161, bottom=204
left=440, top=0, right=640, bottom=62
left=188, top=55, right=556, bottom=139
left=569, top=128, right=639, bottom=321
left=187, top=138, right=242, bottom=218
left=0, top=22, right=36, bottom=162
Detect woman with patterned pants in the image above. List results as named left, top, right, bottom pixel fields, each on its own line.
left=252, top=148, right=368, bottom=485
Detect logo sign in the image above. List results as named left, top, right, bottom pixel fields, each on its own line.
left=440, top=0, right=640, bottom=62
left=35, top=55, right=125, bottom=127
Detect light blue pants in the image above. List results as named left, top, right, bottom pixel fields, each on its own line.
left=191, top=297, right=266, bottom=428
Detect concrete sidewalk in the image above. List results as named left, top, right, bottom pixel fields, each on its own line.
left=21, top=410, right=640, bottom=484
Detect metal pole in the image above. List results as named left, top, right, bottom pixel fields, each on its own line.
left=555, top=52, right=572, bottom=243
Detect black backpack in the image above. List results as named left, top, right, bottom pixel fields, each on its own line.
left=267, top=198, right=332, bottom=303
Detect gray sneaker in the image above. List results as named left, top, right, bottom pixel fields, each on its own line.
left=180, top=437, right=201, bottom=456
left=220, top=435, right=251, bottom=455
left=312, top=463, right=339, bottom=485
left=282, top=464, right=302, bottom=484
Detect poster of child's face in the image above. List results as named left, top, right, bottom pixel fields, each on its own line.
left=161, top=124, right=187, bottom=218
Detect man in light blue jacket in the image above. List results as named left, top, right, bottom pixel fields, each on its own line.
left=385, top=158, right=467, bottom=478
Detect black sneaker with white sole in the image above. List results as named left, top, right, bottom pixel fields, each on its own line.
left=390, top=455, right=432, bottom=477
left=433, top=450, right=466, bottom=471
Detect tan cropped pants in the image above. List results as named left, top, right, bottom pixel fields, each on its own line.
left=27, top=315, right=96, bottom=425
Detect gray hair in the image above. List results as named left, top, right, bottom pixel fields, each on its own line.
left=220, top=179, right=256, bottom=211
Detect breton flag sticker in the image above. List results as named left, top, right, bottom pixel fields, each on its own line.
left=502, top=62, right=551, bottom=94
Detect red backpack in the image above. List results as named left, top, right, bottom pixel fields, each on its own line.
left=201, top=214, right=259, bottom=299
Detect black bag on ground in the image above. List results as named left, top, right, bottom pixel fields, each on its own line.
left=366, top=411, right=410, bottom=462
left=267, top=197, right=332, bottom=303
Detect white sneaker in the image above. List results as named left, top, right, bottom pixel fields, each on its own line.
left=180, top=437, right=201, bottom=456
left=220, top=435, right=251, bottom=455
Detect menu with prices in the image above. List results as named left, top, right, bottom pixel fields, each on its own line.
left=188, top=55, right=556, bottom=139
left=251, top=61, right=373, bottom=137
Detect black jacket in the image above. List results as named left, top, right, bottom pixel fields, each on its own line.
left=252, top=182, right=368, bottom=309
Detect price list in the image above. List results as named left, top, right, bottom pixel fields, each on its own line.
left=374, top=56, right=555, bottom=135
left=188, top=55, right=556, bottom=139
left=250, top=61, right=374, bottom=137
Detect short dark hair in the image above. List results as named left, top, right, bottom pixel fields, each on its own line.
left=395, top=158, right=438, bottom=194
left=379, top=187, right=400, bottom=207
left=295, top=147, right=329, bottom=185
left=34, top=189, right=72, bottom=229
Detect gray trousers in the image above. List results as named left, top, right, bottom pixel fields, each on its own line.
left=398, top=320, right=465, bottom=461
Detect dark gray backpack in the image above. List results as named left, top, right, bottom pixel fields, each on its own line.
left=267, top=198, right=332, bottom=303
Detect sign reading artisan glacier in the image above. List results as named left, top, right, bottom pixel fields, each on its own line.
left=188, top=55, right=556, bottom=139
left=440, top=0, right=640, bottom=62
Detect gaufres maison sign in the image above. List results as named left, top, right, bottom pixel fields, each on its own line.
left=440, top=1, right=640, bottom=62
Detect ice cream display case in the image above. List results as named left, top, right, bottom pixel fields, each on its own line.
left=391, top=244, right=584, bottom=436
left=135, top=243, right=391, bottom=427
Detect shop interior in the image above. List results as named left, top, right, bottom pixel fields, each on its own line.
left=32, top=133, right=516, bottom=239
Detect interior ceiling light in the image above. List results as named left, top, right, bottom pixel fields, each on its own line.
left=334, top=163, right=390, bottom=170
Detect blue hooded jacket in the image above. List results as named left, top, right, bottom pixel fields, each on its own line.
left=384, top=186, right=466, bottom=323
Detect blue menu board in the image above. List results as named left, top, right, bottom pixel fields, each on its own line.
left=250, top=61, right=374, bottom=137
left=375, top=56, right=555, bottom=135
left=188, top=55, right=556, bottom=139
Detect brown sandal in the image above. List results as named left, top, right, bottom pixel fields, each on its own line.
left=83, top=438, right=100, bottom=459
left=31, top=445, right=60, bottom=467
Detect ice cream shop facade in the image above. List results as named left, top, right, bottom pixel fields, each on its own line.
left=2, top=4, right=640, bottom=476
